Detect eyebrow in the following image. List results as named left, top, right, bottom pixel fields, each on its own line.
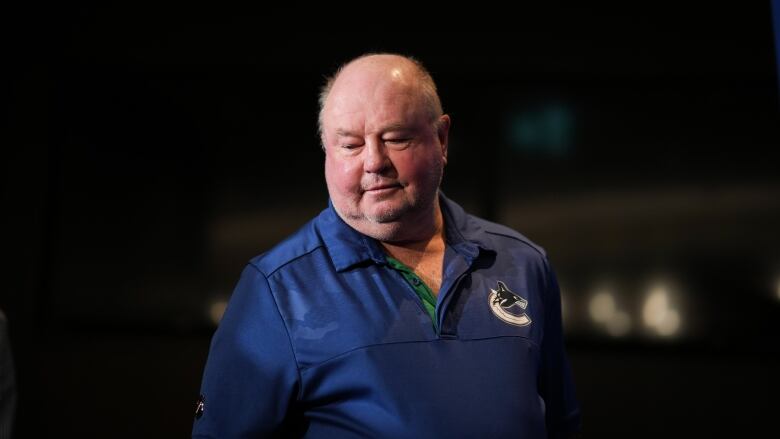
left=380, top=123, right=413, bottom=133
left=334, top=123, right=416, bottom=138
left=335, top=129, right=362, bottom=138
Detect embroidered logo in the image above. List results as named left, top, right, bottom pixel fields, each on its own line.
left=488, top=281, right=532, bottom=327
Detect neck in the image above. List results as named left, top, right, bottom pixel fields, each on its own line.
left=379, top=203, right=446, bottom=295
left=381, top=224, right=445, bottom=259
left=380, top=197, right=444, bottom=247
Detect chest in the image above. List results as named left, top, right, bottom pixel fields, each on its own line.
left=411, top=253, right=444, bottom=294
left=268, top=250, right=547, bottom=370
left=298, top=337, right=547, bottom=439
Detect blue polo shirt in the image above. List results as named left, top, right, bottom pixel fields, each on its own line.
left=193, top=194, right=581, bottom=438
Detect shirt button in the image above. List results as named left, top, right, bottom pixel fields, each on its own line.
left=411, top=277, right=421, bottom=286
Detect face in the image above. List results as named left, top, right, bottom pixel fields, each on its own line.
left=321, top=59, right=450, bottom=242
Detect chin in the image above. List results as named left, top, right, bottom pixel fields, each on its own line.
left=364, top=223, right=406, bottom=242
left=336, top=204, right=418, bottom=242
left=364, top=202, right=410, bottom=224
left=366, top=204, right=404, bottom=222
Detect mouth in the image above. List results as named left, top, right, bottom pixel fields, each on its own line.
left=363, top=183, right=402, bottom=194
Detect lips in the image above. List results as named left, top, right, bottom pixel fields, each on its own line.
left=363, top=183, right=402, bottom=192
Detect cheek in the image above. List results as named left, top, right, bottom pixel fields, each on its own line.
left=398, top=151, right=442, bottom=185
left=325, top=155, right=362, bottom=194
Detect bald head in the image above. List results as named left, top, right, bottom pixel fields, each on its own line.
left=319, top=53, right=451, bottom=242
left=318, top=54, right=443, bottom=139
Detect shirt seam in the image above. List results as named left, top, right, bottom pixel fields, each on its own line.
left=251, top=244, right=325, bottom=278
left=483, top=230, right=547, bottom=259
left=298, top=335, right=539, bottom=373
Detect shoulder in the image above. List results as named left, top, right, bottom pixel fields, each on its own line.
left=442, top=195, right=548, bottom=262
left=467, top=214, right=554, bottom=292
left=470, top=214, right=548, bottom=260
left=247, top=211, right=327, bottom=277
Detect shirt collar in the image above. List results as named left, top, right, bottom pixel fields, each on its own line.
left=316, top=192, right=495, bottom=272
left=316, top=199, right=386, bottom=271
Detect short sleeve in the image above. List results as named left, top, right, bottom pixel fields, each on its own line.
left=192, top=264, right=300, bottom=438
left=538, top=260, right=582, bottom=438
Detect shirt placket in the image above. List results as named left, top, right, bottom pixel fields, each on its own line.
left=385, top=257, right=439, bottom=332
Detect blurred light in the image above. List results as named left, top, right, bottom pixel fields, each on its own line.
left=605, top=310, right=632, bottom=337
left=642, top=282, right=682, bottom=337
left=209, top=299, right=228, bottom=325
left=588, top=285, right=632, bottom=337
left=560, top=291, right=568, bottom=322
left=506, top=104, right=574, bottom=157
left=655, top=309, right=680, bottom=336
left=642, top=286, right=669, bottom=326
left=775, top=276, right=780, bottom=301
left=588, top=290, right=616, bottom=323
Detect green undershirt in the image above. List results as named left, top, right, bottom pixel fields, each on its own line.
left=385, top=256, right=438, bottom=330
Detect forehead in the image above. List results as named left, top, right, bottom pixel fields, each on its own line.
left=323, top=65, right=429, bottom=134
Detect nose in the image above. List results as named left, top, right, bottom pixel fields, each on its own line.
left=363, top=139, right=391, bottom=174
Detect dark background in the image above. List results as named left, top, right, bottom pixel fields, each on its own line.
left=3, top=4, right=780, bottom=438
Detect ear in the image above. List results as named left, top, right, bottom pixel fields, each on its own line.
left=437, top=114, right=451, bottom=165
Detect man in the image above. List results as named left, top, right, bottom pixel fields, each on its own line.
left=192, top=53, right=581, bottom=438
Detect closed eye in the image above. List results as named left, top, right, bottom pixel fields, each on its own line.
left=384, top=138, right=412, bottom=148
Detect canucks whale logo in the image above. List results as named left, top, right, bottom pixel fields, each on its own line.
left=488, top=281, right=532, bottom=326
